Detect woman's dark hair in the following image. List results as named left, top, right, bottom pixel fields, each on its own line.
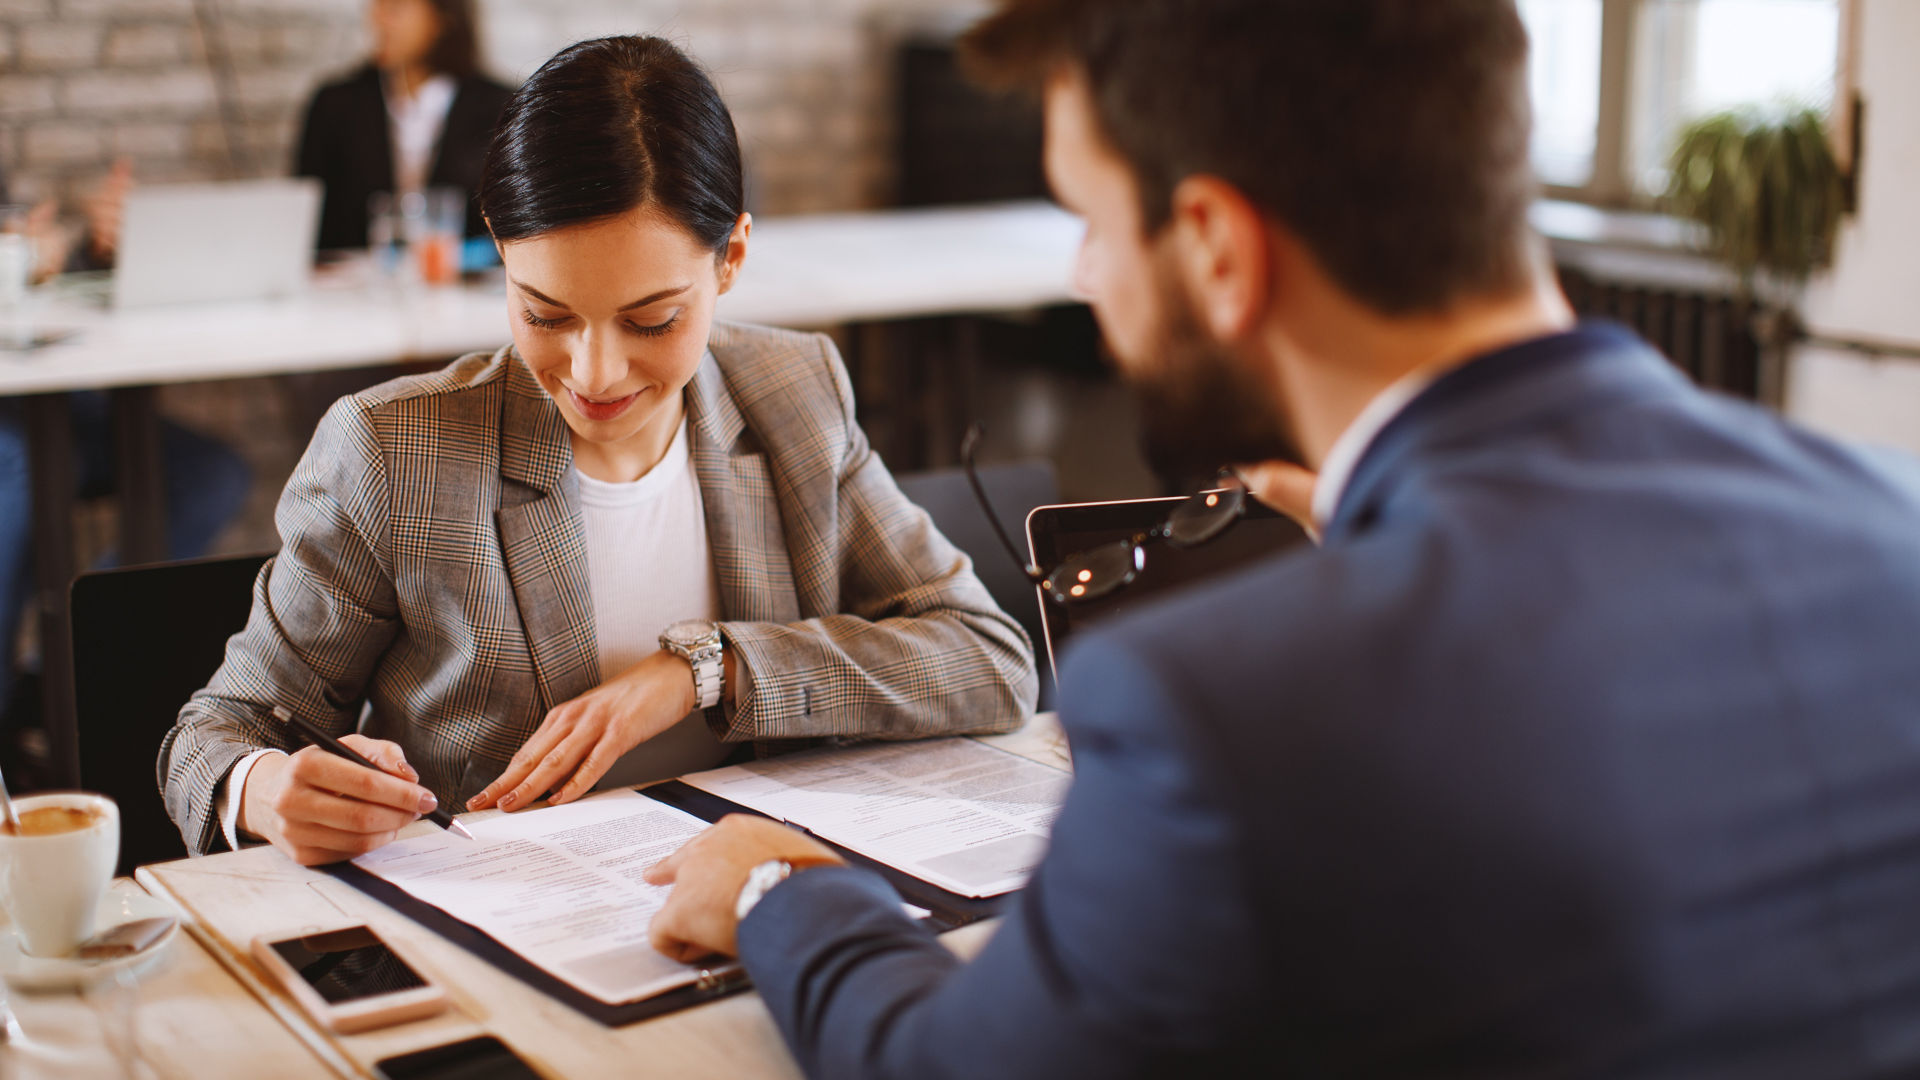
left=479, top=36, right=745, bottom=254
left=421, top=0, right=480, bottom=80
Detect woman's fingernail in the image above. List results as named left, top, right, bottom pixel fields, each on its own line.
left=418, top=792, right=438, bottom=814
left=500, top=792, right=516, bottom=809
left=466, top=795, right=483, bottom=810
left=402, top=764, right=419, bottom=781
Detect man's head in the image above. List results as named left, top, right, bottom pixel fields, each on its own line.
left=963, top=0, right=1542, bottom=475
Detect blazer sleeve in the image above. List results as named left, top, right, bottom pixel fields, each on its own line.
left=715, top=338, right=1040, bottom=741
left=736, top=633, right=1261, bottom=1079
left=157, top=396, right=402, bottom=855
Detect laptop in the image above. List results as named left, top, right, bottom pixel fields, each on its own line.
left=112, top=178, right=322, bottom=308
left=1024, top=494, right=1309, bottom=685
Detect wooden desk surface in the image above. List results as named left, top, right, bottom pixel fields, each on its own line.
left=122, top=716, right=1066, bottom=1079
left=3, top=879, right=326, bottom=1080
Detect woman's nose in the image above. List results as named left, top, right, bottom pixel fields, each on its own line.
left=571, top=328, right=625, bottom=394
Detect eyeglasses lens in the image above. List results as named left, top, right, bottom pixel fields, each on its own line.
left=1165, top=484, right=1245, bottom=547
left=1044, top=540, right=1145, bottom=604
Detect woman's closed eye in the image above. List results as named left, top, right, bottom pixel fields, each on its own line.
left=629, top=313, right=680, bottom=339
left=518, top=310, right=680, bottom=337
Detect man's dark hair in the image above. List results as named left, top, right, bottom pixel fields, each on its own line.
left=962, top=0, right=1537, bottom=315
left=479, top=36, right=744, bottom=252
left=423, top=0, right=482, bottom=80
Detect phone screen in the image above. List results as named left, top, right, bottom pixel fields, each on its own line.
left=375, top=1037, right=545, bottom=1080
left=267, top=926, right=428, bottom=1005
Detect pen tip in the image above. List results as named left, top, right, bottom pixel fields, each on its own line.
left=450, top=819, right=476, bottom=841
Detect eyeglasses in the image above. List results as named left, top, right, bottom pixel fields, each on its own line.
left=960, top=423, right=1250, bottom=605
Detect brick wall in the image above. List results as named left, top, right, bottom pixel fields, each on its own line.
left=1, top=0, right=984, bottom=212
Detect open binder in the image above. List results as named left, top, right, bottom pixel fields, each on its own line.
left=323, top=781, right=1013, bottom=1027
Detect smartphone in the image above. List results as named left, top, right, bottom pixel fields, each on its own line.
left=250, top=925, right=449, bottom=1034
left=375, top=1036, right=546, bottom=1080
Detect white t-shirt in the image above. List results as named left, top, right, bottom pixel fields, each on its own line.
left=573, top=417, right=731, bottom=788
left=385, top=73, right=456, bottom=196
left=218, top=420, right=730, bottom=849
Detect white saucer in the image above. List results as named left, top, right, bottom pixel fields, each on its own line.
left=0, top=889, right=178, bottom=992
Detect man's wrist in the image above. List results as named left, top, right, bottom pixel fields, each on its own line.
left=734, top=855, right=842, bottom=923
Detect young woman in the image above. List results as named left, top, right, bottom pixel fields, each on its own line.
left=162, top=36, right=1039, bottom=866
left=295, top=0, right=512, bottom=251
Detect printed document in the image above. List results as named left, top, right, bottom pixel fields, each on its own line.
left=681, top=738, right=1071, bottom=898
left=352, top=790, right=722, bottom=1005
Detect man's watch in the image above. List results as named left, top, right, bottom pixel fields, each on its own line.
left=659, top=620, right=725, bottom=711
left=735, top=859, right=793, bottom=922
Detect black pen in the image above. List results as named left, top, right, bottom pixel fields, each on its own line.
left=271, top=706, right=475, bottom=840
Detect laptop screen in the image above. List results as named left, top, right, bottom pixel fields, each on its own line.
left=1024, top=496, right=1308, bottom=682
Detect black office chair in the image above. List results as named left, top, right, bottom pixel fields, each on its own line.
left=897, top=460, right=1059, bottom=710
left=70, top=552, right=272, bottom=873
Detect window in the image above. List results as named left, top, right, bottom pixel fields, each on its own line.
left=1519, top=0, right=1850, bottom=205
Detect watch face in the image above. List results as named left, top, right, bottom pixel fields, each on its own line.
left=664, top=620, right=720, bottom=649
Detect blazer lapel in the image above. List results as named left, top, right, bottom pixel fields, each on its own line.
left=494, top=354, right=600, bottom=711
left=354, top=67, right=398, bottom=199
left=686, top=349, right=802, bottom=623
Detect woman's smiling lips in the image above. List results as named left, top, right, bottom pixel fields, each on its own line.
left=567, top=387, right=642, bottom=422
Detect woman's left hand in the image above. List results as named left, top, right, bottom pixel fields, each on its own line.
left=468, top=651, right=698, bottom=812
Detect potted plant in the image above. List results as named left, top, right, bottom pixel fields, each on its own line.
left=1664, top=105, right=1848, bottom=404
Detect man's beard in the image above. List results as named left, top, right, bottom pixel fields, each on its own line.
left=1128, top=265, right=1301, bottom=481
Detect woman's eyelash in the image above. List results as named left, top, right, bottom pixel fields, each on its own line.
left=518, top=310, right=678, bottom=337
left=631, top=314, right=679, bottom=338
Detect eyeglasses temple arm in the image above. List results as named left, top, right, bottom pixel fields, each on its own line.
left=961, top=424, right=1047, bottom=583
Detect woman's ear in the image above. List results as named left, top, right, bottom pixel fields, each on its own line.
left=715, top=212, right=752, bottom=295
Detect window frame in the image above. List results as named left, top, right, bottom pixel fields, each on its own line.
left=1538, top=0, right=1860, bottom=210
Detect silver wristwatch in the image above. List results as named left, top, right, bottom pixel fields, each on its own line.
left=659, top=620, right=725, bottom=711
left=735, top=859, right=793, bottom=922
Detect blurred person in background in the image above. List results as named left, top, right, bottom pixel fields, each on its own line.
left=0, top=161, right=250, bottom=769
left=295, top=0, right=512, bottom=253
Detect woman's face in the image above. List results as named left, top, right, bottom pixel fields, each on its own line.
left=498, top=208, right=751, bottom=459
left=369, top=0, right=442, bottom=73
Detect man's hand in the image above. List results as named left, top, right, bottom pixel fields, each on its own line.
left=1237, top=460, right=1318, bottom=532
left=239, top=735, right=435, bottom=866
left=644, top=815, right=844, bottom=961
left=468, top=650, right=698, bottom=813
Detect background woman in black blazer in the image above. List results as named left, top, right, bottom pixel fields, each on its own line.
left=295, top=0, right=512, bottom=252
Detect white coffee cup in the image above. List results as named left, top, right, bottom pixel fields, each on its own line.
left=0, top=793, right=120, bottom=958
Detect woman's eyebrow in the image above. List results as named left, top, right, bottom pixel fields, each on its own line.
left=508, top=280, right=694, bottom=312
left=618, top=284, right=693, bottom=311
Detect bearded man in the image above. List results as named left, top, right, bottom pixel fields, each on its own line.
left=645, top=3, right=1920, bottom=1076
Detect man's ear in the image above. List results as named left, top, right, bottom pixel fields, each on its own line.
left=716, top=212, right=752, bottom=295
left=1166, top=176, right=1271, bottom=341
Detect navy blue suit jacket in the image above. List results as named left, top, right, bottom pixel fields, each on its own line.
left=738, top=324, right=1920, bottom=1078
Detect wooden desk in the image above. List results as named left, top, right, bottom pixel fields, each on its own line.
left=2, top=201, right=1082, bottom=786
left=2, top=879, right=329, bottom=1080
left=118, top=718, right=1066, bottom=1079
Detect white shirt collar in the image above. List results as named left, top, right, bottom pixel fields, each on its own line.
left=1308, top=368, right=1438, bottom=530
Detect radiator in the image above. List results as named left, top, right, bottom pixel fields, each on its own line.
left=1558, top=266, right=1765, bottom=401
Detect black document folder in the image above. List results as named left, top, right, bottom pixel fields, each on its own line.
left=323, top=782, right=1013, bottom=1027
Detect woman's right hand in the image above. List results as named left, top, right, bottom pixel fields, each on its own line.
left=239, top=735, right=437, bottom=866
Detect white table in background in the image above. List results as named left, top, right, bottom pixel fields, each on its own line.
left=0, top=201, right=1083, bottom=786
